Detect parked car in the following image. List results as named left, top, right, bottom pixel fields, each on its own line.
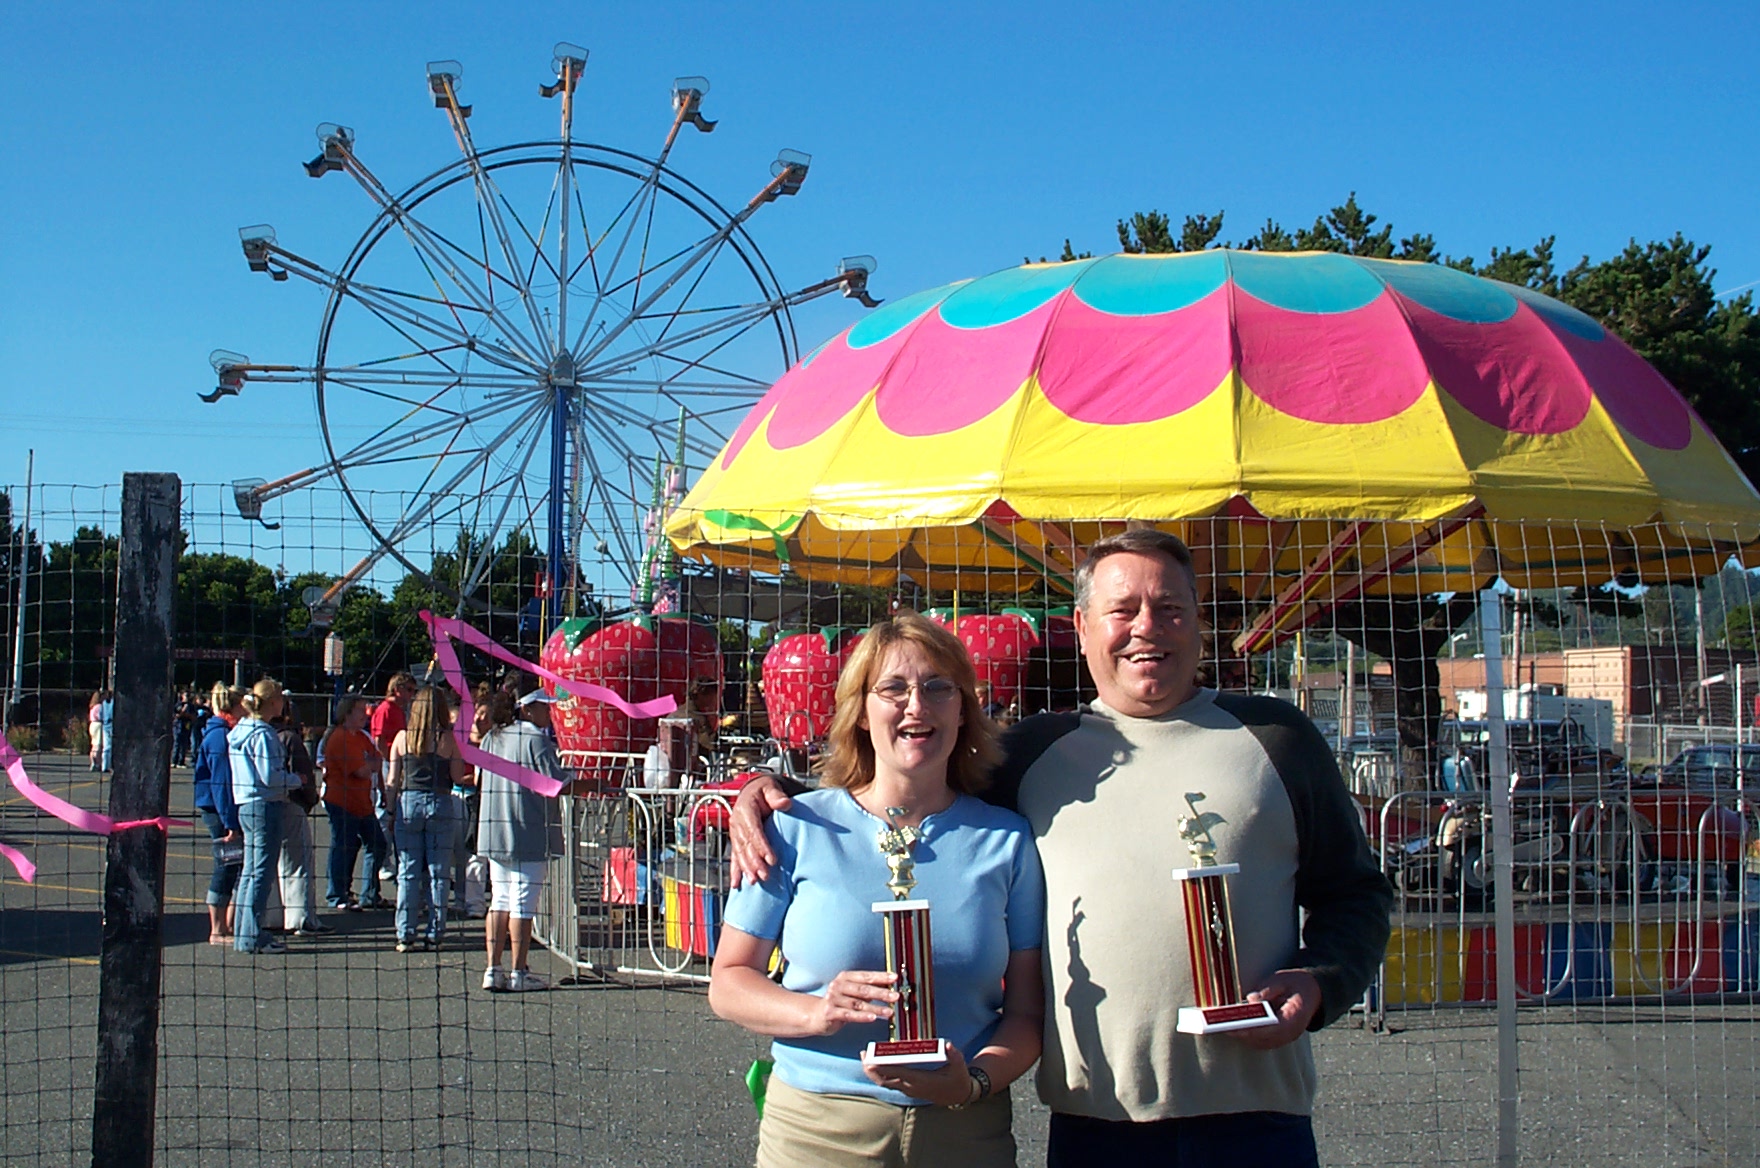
left=1437, top=718, right=1627, bottom=794
left=1647, top=743, right=1760, bottom=789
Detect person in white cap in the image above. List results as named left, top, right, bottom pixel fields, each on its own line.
left=476, top=685, right=567, bottom=992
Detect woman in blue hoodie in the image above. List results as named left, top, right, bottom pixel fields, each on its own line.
left=229, top=678, right=298, bottom=955
left=193, top=682, right=245, bottom=945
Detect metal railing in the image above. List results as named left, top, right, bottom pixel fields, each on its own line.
left=535, top=756, right=746, bottom=985
left=1374, top=785, right=1760, bottom=1021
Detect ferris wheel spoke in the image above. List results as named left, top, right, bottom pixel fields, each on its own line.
left=367, top=397, right=552, bottom=555
left=572, top=153, right=811, bottom=369
left=460, top=450, right=549, bottom=601
left=548, top=47, right=586, bottom=347
left=581, top=377, right=771, bottom=394
left=427, top=65, right=553, bottom=352
left=647, top=390, right=765, bottom=429
left=578, top=295, right=801, bottom=384
left=265, top=242, right=539, bottom=374
left=570, top=388, right=704, bottom=444
left=637, top=231, right=736, bottom=352
left=497, top=182, right=565, bottom=295
left=571, top=415, right=640, bottom=585
left=328, top=137, right=546, bottom=363
left=567, top=250, right=860, bottom=379
left=561, top=75, right=709, bottom=346
left=567, top=171, right=644, bottom=298
left=410, top=211, right=550, bottom=353
left=327, top=392, right=537, bottom=469
left=454, top=411, right=552, bottom=600
left=569, top=165, right=670, bottom=358
left=651, top=352, right=774, bottom=390
left=596, top=231, right=718, bottom=305
left=320, top=364, right=534, bottom=389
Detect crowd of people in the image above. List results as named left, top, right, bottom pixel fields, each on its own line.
left=183, top=669, right=568, bottom=990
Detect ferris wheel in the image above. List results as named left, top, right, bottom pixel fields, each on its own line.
left=204, top=44, right=878, bottom=625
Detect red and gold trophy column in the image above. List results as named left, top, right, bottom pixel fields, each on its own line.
left=863, top=807, right=950, bottom=1065
left=1172, top=794, right=1280, bottom=1035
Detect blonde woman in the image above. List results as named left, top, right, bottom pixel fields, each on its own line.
left=386, top=686, right=468, bottom=952
left=710, top=614, right=1045, bottom=1168
left=228, top=678, right=299, bottom=955
left=193, top=682, right=246, bottom=944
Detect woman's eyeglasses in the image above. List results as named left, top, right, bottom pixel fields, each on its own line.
left=869, top=678, right=961, bottom=706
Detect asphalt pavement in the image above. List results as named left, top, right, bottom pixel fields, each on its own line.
left=2, top=752, right=1756, bottom=1166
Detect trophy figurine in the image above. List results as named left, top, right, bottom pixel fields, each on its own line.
left=863, top=807, right=950, bottom=1065
left=1171, top=793, right=1279, bottom=1035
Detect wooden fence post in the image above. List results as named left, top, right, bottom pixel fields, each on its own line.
left=91, top=473, right=180, bottom=1168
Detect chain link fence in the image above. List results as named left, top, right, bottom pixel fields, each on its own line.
left=2, top=480, right=1757, bottom=1164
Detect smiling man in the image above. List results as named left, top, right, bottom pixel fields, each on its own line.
left=731, top=529, right=1391, bottom=1168
left=985, top=528, right=1392, bottom=1167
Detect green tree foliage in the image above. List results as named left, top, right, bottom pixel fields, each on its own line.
left=1721, top=599, right=1760, bottom=650
left=0, top=492, right=46, bottom=719
left=1117, top=209, right=1226, bottom=254
left=34, top=525, right=118, bottom=695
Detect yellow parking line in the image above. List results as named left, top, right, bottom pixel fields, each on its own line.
left=2, top=777, right=107, bottom=808
left=5, top=877, right=203, bottom=907
left=0, top=947, right=99, bottom=967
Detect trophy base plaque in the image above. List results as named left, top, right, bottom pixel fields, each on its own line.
left=863, top=1037, right=950, bottom=1066
left=1176, top=1001, right=1280, bottom=1035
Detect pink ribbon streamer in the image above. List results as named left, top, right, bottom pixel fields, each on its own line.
left=0, top=739, right=193, bottom=884
left=0, top=842, right=35, bottom=884
left=422, top=610, right=678, bottom=798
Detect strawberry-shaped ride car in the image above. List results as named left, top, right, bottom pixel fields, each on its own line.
left=540, top=613, right=722, bottom=790
left=761, top=628, right=861, bottom=748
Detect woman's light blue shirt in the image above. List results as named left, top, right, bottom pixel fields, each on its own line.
left=723, top=787, right=1044, bottom=1104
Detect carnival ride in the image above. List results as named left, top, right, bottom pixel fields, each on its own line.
left=203, top=44, right=878, bottom=628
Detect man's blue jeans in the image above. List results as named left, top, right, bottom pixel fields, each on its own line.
left=325, top=803, right=380, bottom=905
left=234, top=799, right=286, bottom=953
left=395, top=790, right=455, bottom=944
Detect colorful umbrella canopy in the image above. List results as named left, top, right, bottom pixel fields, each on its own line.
left=666, top=252, right=1760, bottom=647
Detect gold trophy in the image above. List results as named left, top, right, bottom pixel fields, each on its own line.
left=863, top=807, right=949, bottom=1065
left=1171, top=793, right=1279, bottom=1035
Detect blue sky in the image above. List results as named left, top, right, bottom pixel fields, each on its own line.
left=3, top=1, right=1756, bottom=551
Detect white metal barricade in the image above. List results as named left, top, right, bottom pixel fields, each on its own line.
left=534, top=750, right=743, bottom=984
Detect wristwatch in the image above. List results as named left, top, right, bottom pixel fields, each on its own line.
left=950, top=1065, right=993, bottom=1109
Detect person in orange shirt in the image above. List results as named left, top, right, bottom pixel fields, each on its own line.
left=321, top=695, right=384, bottom=911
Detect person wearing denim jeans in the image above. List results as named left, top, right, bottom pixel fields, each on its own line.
left=325, top=803, right=379, bottom=905
left=234, top=799, right=286, bottom=953
left=394, top=787, right=456, bottom=948
left=193, top=682, right=245, bottom=944
left=319, top=696, right=383, bottom=909
left=229, top=678, right=299, bottom=955
left=385, top=685, right=468, bottom=951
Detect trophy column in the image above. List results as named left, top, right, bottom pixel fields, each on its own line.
left=1173, top=795, right=1279, bottom=1036
left=863, top=807, right=949, bottom=1066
